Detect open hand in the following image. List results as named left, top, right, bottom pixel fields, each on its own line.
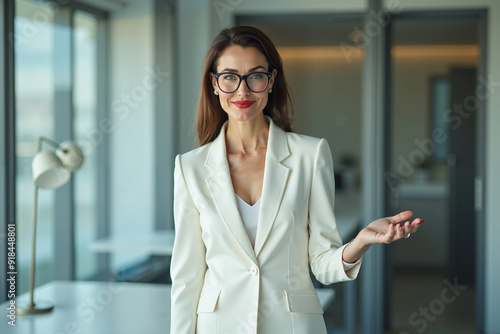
left=358, top=210, right=424, bottom=245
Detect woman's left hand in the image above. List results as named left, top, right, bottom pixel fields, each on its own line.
left=358, top=210, right=424, bottom=245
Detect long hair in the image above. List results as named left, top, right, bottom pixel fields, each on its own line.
left=196, top=26, right=294, bottom=146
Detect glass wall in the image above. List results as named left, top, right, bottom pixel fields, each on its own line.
left=14, top=0, right=104, bottom=293
left=73, top=10, right=98, bottom=280
left=15, top=0, right=56, bottom=293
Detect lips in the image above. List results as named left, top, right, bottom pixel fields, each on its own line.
left=232, top=100, right=255, bottom=109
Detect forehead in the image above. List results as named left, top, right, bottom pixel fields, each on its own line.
left=216, top=45, right=268, bottom=72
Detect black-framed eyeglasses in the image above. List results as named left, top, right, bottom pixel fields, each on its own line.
left=213, top=72, right=272, bottom=93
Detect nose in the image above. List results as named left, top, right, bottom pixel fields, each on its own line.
left=236, top=78, right=250, bottom=96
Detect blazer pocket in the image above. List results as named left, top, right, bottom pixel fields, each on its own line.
left=285, top=291, right=324, bottom=314
left=196, top=290, right=221, bottom=314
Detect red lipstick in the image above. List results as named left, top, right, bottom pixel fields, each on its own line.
left=232, top=100, right=255, bottom=109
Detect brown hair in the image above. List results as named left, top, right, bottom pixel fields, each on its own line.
left=196, top=25, right=294, bottom=146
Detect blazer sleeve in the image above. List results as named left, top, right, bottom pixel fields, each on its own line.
left=308, top=138, right=363, bottom=285
left=170, top=154, right=206, bottom=334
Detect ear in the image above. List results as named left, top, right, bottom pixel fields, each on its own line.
left=210, top=73, right=218, bottom=90
left=269, top=68, right=278, bottom=89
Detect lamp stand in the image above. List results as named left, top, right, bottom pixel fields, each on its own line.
left=16, top=186, right=54, bottom=315
left=16, top=136, right=83, bottom=315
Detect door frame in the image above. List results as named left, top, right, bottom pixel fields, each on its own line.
left=360, top=6, right=488, bottom=334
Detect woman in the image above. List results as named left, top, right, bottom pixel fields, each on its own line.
left=170, top=26, right=423, bottom=334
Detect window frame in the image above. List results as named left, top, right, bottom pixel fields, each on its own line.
left=50, top=1, right=109, bottom=281
left=1, top=0, right=16, bottom=303
left=1, top=0, right=109, bottom=301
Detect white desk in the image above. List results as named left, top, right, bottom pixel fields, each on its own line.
left=90, top=230, right=175, bottom=255
left=1, top=281, right=334, bottom=334
left=2, top=281, right=170, bottom=334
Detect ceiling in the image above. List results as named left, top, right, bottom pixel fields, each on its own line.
left=236, top=14, right=479, bottom=47
left=75, top=3, right=479, bottom=47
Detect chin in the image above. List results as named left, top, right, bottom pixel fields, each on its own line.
left=228, top=110, right=258, bottom=121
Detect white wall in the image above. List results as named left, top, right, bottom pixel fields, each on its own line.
left=282, top=54, right=363, bottom=170
left=109, top=0, right=156, bottom=267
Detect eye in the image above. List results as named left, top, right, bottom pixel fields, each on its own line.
left=249, top=73, right=264, bottom=79
left=222, top=74, right=238, bottom=80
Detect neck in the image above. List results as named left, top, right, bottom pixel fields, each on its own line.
left=225, top=114, right=269, bottom=154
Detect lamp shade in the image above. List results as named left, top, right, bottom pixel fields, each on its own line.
left=32, top=152, right=71, bottom=189
left=56, top=141, right=84, bottom=172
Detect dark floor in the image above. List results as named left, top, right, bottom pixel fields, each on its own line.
left=323, top=270, right=477, bottom=334
left=386, top=270, right=477, bottom=334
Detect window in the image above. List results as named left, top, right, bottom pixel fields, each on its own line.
left=73, top=10, right=99, bottom=280
left=15, top=0, right=57, bottom=293
left=13, top=0, right=106, bottom=293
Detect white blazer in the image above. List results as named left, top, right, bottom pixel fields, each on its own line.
left=170, top=115, right=362, bottom=334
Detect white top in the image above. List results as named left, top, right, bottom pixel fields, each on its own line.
left=235, top=193, right=358, bottom=272
left=235, top=194, right=261, bottom=248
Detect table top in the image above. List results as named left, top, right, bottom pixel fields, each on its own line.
left=1, top=281, right=335, bottom=334
left=90, top=190, right=361, bottom=256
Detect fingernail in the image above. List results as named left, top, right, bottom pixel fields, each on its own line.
left=420, top=219, right=425, bottom=223
left=409, top=221, right=412, bottom=226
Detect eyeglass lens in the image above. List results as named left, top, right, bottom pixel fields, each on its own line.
left=218, top=72, right=269, bottom=93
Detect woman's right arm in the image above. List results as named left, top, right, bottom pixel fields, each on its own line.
left=170, top=154, right=207, bottom=334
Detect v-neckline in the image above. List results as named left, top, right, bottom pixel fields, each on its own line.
left=235, top=193, right=262, bottom=207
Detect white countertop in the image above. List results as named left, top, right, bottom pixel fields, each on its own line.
left=3, top=281, right=170, bottom=334
left=90, top=230, right=175, bottom=255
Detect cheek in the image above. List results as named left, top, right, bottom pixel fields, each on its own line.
left=256, top=93, right=269, bottom=105
left=218, top=95, right=232, bottom=111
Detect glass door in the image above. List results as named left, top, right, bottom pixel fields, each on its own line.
left=386, top=14, right=482, bottom=334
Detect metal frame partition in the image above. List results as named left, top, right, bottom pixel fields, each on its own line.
left=360, top=1, right=390, bottom=334
left=154, top=0, right=178, bottom=231
left=1, top=0, right=16, bottom=303
left=51, top=0, right=109, bottom=282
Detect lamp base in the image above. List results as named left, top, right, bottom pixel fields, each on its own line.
left=16, top=301, right=54, bottom=315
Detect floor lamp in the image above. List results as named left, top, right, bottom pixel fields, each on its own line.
left=17, top=136, right=84, bottom=315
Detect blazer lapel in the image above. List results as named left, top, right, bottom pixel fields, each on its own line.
left=204, top=115, right=291, bottom=260
left=205, top=120, right=256, bottom=262
left=254, top=116, right=291, bottom=257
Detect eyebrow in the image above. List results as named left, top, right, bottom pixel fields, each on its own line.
left=220, top=65, right=266, bottom=73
